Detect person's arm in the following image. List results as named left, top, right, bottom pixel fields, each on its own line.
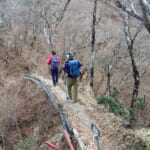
left=47, top=57, right=52, bottom=65
left=63, top=61, right=69, bottom=73
left=58, top=57, right=61, bottom=64
left=78, top=61, right=82, bottom=69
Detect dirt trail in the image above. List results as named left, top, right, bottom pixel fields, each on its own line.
left=34, top=75, right=123, bottom=150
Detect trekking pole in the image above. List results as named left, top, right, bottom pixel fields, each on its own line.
left=64, top=72, right=69, bottom=100
left=45, top=141, right=60, bottom=150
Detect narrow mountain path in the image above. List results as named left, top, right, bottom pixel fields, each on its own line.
left=33, top=75, right=123, bottom=150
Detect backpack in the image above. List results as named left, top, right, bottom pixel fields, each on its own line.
left=51, top=56, right=59, bottom=69
left=68, top=59, right=80, bottom=78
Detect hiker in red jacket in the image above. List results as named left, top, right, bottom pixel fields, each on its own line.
left=47, top=50, right=61, bottom=86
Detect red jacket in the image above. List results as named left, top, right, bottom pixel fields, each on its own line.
left=47, top=55, right=61, bottom=69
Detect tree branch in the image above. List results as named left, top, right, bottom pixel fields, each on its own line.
left=115, top=0, right=144, bottom=22
left=142, top=0, right=150, bottom=15
left=55, top=0, right=71, bottom=27
left=128, top=0, right=137, bottom=14
left=115, top=0, right=150, bottom=33
left=132, top=24, right=143, bottom=41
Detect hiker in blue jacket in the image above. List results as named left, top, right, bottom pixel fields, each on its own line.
left=63, top=52, right=82, bottom=102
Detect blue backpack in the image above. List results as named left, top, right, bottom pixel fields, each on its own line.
left=68, top=59, right=80, bottom=78
left=51, top=56, right=59, bottom=69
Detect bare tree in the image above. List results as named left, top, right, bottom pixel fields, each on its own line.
left=122, top=14, right=143, bottom=108
left=25, top=0, right=71, bottom=47
left=115, top=0, right=150, bottom=34
left=90, top=0, right=98, bottom=87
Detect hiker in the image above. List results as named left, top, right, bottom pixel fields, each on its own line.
left=47, top=50, right=61, bottom=86
left=63, top=52, right=82, bottom=102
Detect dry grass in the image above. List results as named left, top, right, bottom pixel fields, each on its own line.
left=0, top=77, right=68, bottom=150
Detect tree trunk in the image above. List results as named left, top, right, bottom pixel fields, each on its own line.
left=128, top=45, right=140, bottom=108
left=43, top=27, right=51, bottom=46
left=90, top=0, right=97, bottom=87
left=104, top=65, right=111, bottom=96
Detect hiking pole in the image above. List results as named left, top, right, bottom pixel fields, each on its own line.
left=64, top=72, right=69, bottom=100
left=45, top=141, right=60, bottom=150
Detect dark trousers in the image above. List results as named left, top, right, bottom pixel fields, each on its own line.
left=50, top=69, right=58, bottom=86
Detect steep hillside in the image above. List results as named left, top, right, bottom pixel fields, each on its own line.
left=0, top=40, right=69, bottom=149
left=0, top=77, right=70, bottom=150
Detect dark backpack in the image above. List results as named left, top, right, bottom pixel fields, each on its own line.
left=51, top=56, right=59, bottom=69
left=68, top=59, right=80, bottom=78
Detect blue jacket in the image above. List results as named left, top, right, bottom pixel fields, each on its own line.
left=63, top=59, right=82, bottom=78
